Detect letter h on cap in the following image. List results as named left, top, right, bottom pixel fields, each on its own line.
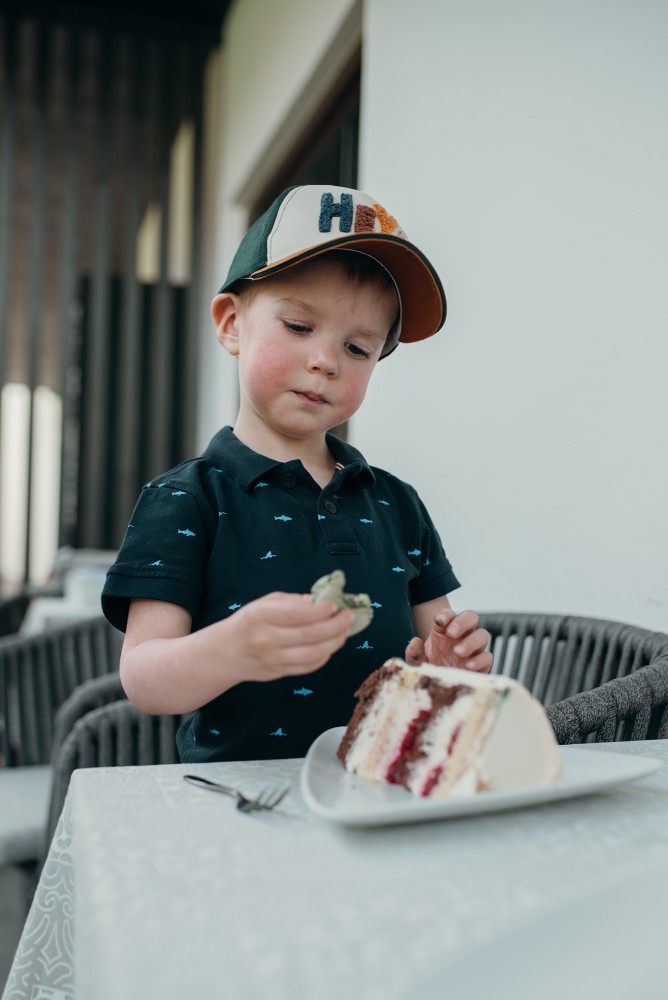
left=318, top=192, right=353, bottom=234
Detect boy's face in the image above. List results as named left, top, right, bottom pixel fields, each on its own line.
left=213, top=262, right=398, bottom=449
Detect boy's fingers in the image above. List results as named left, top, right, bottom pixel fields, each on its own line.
left=443, top=609, right=480, bottom=638
left=433, top=608, right=457, bottom=632
left=405, top=636, right=426, bottom=664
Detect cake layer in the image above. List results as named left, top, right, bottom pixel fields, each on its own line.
left=338, top=659, right=562, bottom=799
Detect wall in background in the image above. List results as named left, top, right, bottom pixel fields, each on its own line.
left=204, top=0, right=668, bottom=631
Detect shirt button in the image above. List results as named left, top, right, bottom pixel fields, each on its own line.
left=281, top=473, right=297, bottom=488
left=324, top=500, right=338, bottom=514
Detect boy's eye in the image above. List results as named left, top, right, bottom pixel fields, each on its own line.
left=283, top=321, right=310, bottom=334
left=346, top=342, right=370, bottom=359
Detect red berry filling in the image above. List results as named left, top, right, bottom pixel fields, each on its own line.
left=420, top=722, right=463, bottom=797
left=384, top=709, right=430, bottom=784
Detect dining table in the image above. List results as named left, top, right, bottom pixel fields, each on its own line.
left=3, top=738, right=668, bottom=1000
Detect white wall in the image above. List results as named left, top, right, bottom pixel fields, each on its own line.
left=202, top=0, right=668, bottom=631
left=354, top=0, right=668, bottom=630
left=197, top=0, right=361, bottom=447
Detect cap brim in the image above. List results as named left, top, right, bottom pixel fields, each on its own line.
left=247, top=233, right=447, bottom=346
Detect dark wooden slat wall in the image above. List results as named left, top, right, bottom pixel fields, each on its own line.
left=0, top=12, right=216, bottom=585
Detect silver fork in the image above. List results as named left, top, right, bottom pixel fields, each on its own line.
left=183, top=774, right=290, bottom=813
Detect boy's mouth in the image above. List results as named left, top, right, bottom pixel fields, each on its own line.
left=294, top=390, right=328, bottom=405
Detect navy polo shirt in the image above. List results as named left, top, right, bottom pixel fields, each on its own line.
left=102, top=426, right=460, bottom=761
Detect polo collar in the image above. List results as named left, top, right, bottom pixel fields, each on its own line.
left=202, top=426, right=375, bottom=492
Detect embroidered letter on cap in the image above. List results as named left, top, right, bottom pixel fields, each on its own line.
left=319, top=192, right=353, bottom=233
left=354, top=204, right=376, bottom=233
left=374, top=203, right=398, bottom=234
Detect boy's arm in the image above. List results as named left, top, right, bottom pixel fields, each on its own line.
left=120, top=594, right=356, bottom=715
left=406, top=597, right=493, bottom=673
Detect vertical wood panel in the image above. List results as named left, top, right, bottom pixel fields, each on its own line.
left=57, top=26, right=83, bottom=548
left=148, top=38, right=174, bottom=480
left=80, top=33, right=113, bottom=546
left=24, top=23, right=51, bottom=581
left=1, top=11, right=222, bottom=585
left=0, top=16, right=18, bottom=388
left=112, top=35, right=144, bottom=545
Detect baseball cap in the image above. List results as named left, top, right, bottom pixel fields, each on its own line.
left=219, top=185, right=447, bottom=358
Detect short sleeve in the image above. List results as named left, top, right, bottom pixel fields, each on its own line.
left=408, top=494, right=460, bottom=605
left=102, top=482, right=213, bottom=630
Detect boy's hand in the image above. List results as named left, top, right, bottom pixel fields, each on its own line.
left=405, top=609, right=493, bottom=673
left=227, top=592, right=356, bottom=682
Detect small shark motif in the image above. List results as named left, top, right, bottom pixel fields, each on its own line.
left=209, top=728, right=220, bottom=736
left=359, top=518, right=373, bottom=524
left=178, top=528, right=196, bottom=537
left=274, top=515, right=292, bottom=522
left=391, top=566, right=406, bottom=573
left=270, top=727, right=287, bottom=737
left=219, top=511, right=226, bottom=517
left=357, top=640, right=373, bottom=650
left=171, top=491, right=186, bottom=496
left=260, top=551, right=277, bottom=560
left=408, top=548, right=421, bottom=556
left=156, top=483, right=167, bottom=488
left=148, top=560, right=163, bottom=567
left=228, top=603, right=241, bottom=611
left=377, top=499, right=390, bottom=506
left=317, top=514, right=326, bottom=520
left=293, top=687, right=313, bottom=696
left=371, top=602, right=382, bottom=609
left=425, top=558, right=431, bottom=566
left=254, top=482, right=269, bottom=489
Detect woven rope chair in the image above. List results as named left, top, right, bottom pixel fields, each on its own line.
left=0, top=617, right=123, bottom=906
left=479, top=612, right=668, bottom=743
left=46, top=699, right=183, bottom=848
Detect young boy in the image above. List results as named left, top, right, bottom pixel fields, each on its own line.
left=102, top=184, right=492, bottom=763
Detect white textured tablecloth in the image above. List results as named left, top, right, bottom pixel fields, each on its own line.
left=4, top=741, right=668, bottom=1000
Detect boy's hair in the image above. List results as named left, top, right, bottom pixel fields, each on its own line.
left=232, top=249, right=401, bottom=354
left=219, top=185, right=447, bottom=359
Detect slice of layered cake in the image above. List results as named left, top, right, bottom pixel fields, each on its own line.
left=337, top=658, right=562, bottom=798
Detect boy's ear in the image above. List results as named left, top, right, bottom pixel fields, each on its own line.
left=211, top=292, right=241, bottom=356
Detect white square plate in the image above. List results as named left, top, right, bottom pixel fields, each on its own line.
left=300, top=727, right=661, bottom=826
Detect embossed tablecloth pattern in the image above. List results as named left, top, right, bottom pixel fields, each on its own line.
left=4, top=741, right=668, bottom=1000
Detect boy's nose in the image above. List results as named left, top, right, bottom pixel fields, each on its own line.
left=307, top=346, right=338, bottom=377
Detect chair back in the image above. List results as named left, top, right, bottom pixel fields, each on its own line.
left=46, top=699, right=184, bottom=847
left=480, top=612, right=668, bottom=704
left=0, top=616, right=123, bottom=767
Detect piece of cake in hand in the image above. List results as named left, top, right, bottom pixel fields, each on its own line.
left=337, top=658, right=562, bottom=798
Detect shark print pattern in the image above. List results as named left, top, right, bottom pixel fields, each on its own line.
left=106, top=425, right=460, bottom=763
